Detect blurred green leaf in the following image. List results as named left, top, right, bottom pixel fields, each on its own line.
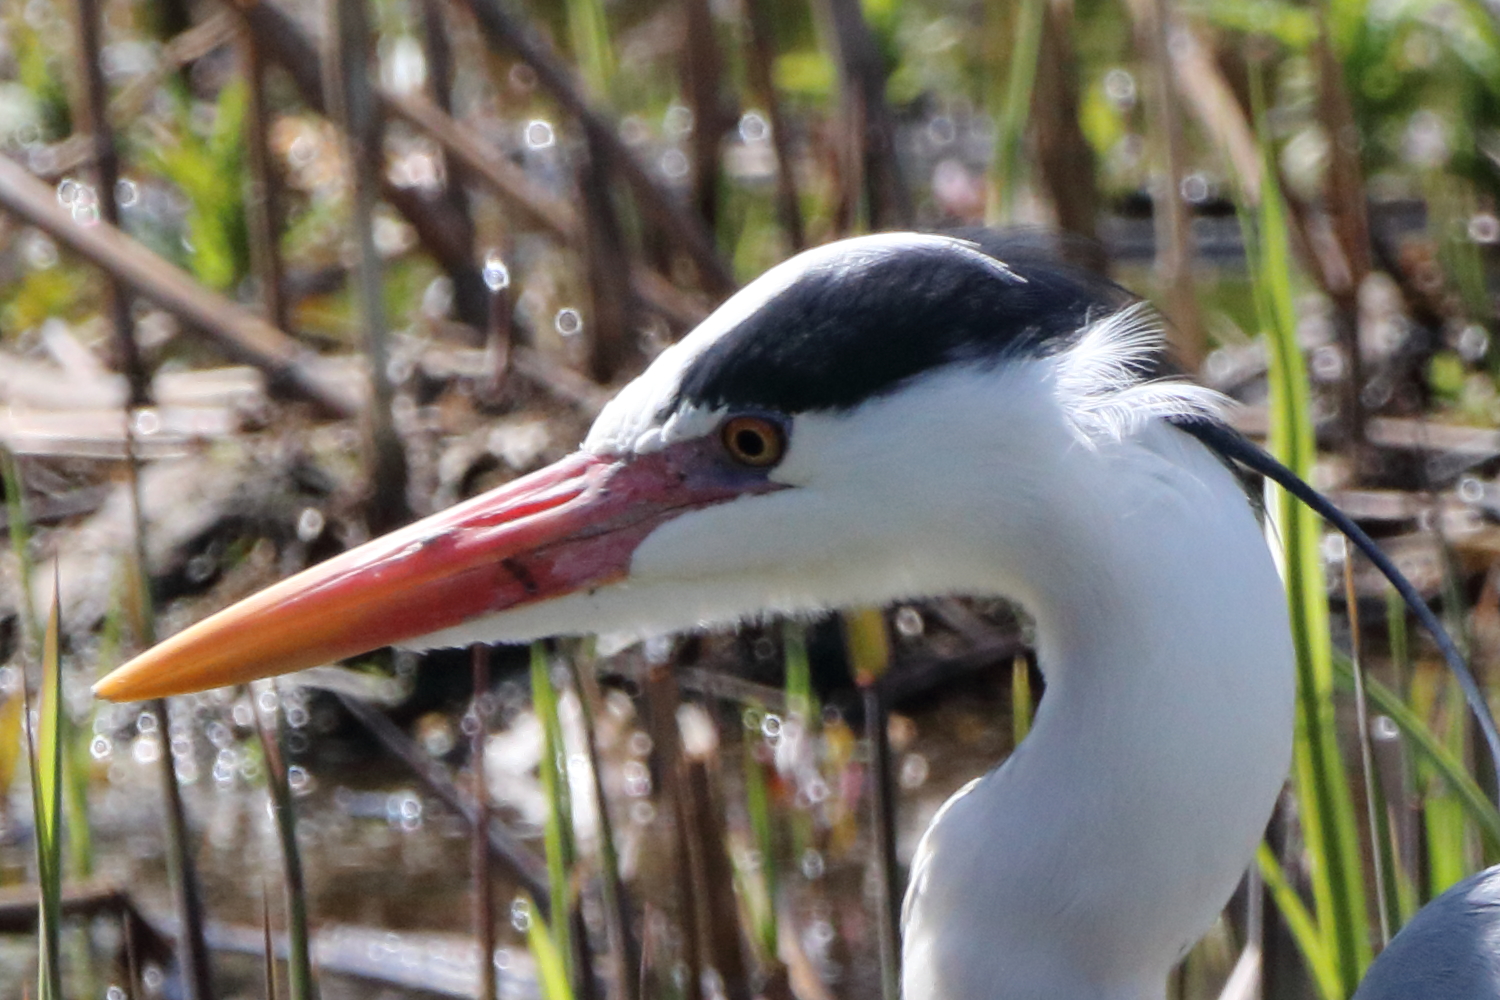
left=742, top=733, right=777, bottom=958
left=1428, top=350, right=1467, bottom=400
left=566, top=0, right=615, bottom=98
left=1247, top=62, right=1371, bottom=994
left=142, top=81, right=250, bottom=291
left=1257, top=844, right=1343, bottom=1000
left=1011, top=656, right=1033, bottom=746
left=523, top=895, right=575, bottom=1000
left=1, top=268, right=92, bottom=339
left=1191, top=0, right=1318, bottom=48
left=774, top=51, right=836, bottom=100
left=1079, top=79, right=1128, bottom=161
left=1334, top=656, right=1500, bottom=855
left=841, top=608, right=890, bottom=685
left=11, top=18, right=70, bottom=139
left=531, top=643, right=574, bottom=980
left=30, top=579, right=64, bottom=1000
left=259, top=694, right=317, bottom=1000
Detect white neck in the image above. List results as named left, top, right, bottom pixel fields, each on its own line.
left=900, top=421, right=1294, bottom=1000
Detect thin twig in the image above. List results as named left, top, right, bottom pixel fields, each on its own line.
left=384, top=92, right=578, bottom=238
left=263, top=883, right=282, bottom=1000
left=237, top=10, right=288, bottom=331
left=685, top=757, right=752, bottom=1000
left=863, top=682, right=901, bottom=1000
left=231, top=0, right=484, bottom=317
left=256, top=686, right=317, bottom=999
left=1031, top=0, right=1104, bottom=268
left=1313, top=25, right=1370, bottom=454
left=1342, top=542, right=1391, bottom=947
left=816, top=0, right=912, bottom=230
left=471, top=645, right=497, bottom=1000
left=326, top=0, right=410, bottom=532
left=579, top=125, right=635, bottom=382
left=742, top=0, right=804, bottom=250
left=124, top=891, right=145, bottom=998
left=420, top=0, right=483, bottom=327
left=455, top=0, right=736, bottom=294
left=0, top=881, right=171, bottom=961
left=643, top=662, right=704, bottom=1000
left=121, top=396, right=217, bottom=1000
left=110, top=13, right=237, bottom=124
left=68, top=0, right=148, bottom=404
left=1158, top=25, right=1260, bottom=195
left=485, top=257, right=514, bottom=391
left=149, top=697, right=217, bottom=1000
left=681, top=0, right=729, bottom=233
left=568, top=656, right=639, bottom=1000
left=1134, top=1, right=1203, bottom=365
left=842, top=610, right=900, bottom=1000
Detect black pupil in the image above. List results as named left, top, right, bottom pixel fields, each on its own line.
left=735, top=428, right=766, bottom=458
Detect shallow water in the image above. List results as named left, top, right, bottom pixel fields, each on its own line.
left=0, top=667, right=1014, bottom=1000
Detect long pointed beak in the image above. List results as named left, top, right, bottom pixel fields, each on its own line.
left=94, top=448, right=748, bottom=701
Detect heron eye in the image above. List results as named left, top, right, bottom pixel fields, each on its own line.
left=721, top=416, right=785, bottom=467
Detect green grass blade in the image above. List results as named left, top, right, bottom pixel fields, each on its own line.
left=782, top=622, right=816, bottom=863
left=30, top=577, right=64, bottom=1000
left=62, top=721, right=93, bottom=880
left=987, top=0, right=1046, bottom=219
left=1424, top=785, right=1468, bottom=897
left=1011, top=655, right=1032, bottom=745
left=530, top=643, right=574, bottom=978
left=1343, top=552, right=1392, bottom=947
left=743, top=719, right=777, bottom=958
left=257, top=689, right=317, bottom=1000
left=566, top=651, right=638, bottom=1000
left=783, top=621, right=814, bottom=721
left=522, top=894, right=576, bottom=1000
left=263, top=883, right=281, bottom=1000
left=1380, top=589, right=1422, bottom=921
left=1248, top=60, right=1370, bottom=992
left=565, top=0, right=614, bottom=97
left=1256, top=843, right=1343, bottom=1000
left=842, top=608, right=890, bottom=684
left=1385, top=589, right=1409, bottom=687
left=1333, top=656, right=1500, bottom=853
left=8, top=453, right=94, bottom=883
left=0, top=694, right=21, bottom=806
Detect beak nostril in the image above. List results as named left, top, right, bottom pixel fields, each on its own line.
left=502, top=558, right=540, bottom=595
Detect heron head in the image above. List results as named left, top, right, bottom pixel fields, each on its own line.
left=95, top=232, right=1187, bottom=701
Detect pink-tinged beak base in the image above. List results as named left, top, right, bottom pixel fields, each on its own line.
left=94, top=449, right=747, bottom=701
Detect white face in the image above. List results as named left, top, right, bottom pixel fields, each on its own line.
left=413, top=361, right=1086, bottom=651
left=409, top=236, right=1225, bottom=653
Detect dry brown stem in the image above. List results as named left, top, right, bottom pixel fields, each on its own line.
left=456, top=0, right=736, bottom=295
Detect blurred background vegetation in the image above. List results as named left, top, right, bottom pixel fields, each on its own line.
left=1, top=0, right=1499, bottom=997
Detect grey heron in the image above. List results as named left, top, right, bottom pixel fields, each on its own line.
left=96, top=232, right=1500, bottom=1000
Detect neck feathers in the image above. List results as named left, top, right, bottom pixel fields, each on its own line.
left=901, top=423, right=1294, bottom=1000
